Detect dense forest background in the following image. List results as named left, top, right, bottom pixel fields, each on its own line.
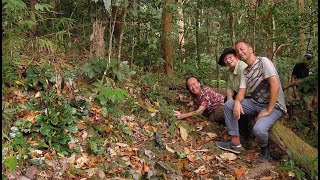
left=2, top=0, right=318, bottom=179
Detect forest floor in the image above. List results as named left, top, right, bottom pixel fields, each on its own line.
left=2, top=57, right=315, bottom=180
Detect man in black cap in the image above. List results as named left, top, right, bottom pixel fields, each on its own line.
left=291, top=53, right=318, bottom=111
left=218, top=48, right=252, bottom=144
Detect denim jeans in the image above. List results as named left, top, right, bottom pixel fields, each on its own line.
left=224, top=99, right=283, bottom=147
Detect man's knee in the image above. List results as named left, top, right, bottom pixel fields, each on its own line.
left=252, top=124, right=267, bottom=138
left=209, top=106, right=225, bottom=124
left=224, top=100, right=235, bottom=110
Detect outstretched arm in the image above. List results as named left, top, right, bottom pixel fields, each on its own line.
left=174, top=105, right=206, bottom=119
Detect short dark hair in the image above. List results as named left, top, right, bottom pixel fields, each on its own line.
left=235, top=40, right=252, bottom=48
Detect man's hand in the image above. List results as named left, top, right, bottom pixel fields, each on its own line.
left=233, top=100, right=244, bottom=120
left=257, top=109, right=271, bottom=120
left=174, top=111, right=185, bottom=119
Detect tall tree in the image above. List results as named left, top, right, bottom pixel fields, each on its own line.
left=162, top=0, right=174, bottom=76
left=298, top=0, right=307, bottom=58
left=195, top=0, right=201, bottom=66
left=177, top=0, right=186, bottom=63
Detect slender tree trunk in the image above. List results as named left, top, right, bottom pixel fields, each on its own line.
left=162, top=0, right=174, bottom=76
left=215, top=22, right=223, bottom=89
left=298, top=0, right=307, bottom=58
left=117, top=1, right=129, bottom=62
left=253, top=5, right=257, bottom=52
left=229, top=0, right=235, bottom=47
left=206, top=9, right=210, bottom=54
left=195, top=0, right=201, bottom=67
left=29, top=0, right=37, bottom=38
left=177, top=0, right=185, bottom=63
left=102, top=6, right=118, bottom=81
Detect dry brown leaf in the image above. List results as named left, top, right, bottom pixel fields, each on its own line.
left=179, top=126, right=188, bottom=141
left=25, top=165, right=38, bottom=179
left=165, top=144, right=175, bottom=153
left=28, top=140, right=39, bottom=146
left=235, top=168, right=246, bottom=177
left=143, top=162, right=150, bottom=172
left=183, top=147, right=190, bottom=154
left=146, top=103, right=156, bottom=113
left=206, top=132, right=217, bottom=138
left=260, top=176, right=273, bottom=180
left=75, top=154, right=89, bottom=168
left=115, top=142, right=129, bottom=147
left=187, top=154, right=196, bottom=162
left=194, top=165, right=206, bottom=173
left=35, top=91, right=41, bottom=98
left=219, top=152, right=237, bottom=161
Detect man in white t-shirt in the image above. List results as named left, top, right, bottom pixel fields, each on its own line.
left=216, top=40, right=287, bottom=163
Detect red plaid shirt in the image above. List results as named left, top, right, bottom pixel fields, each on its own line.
left=194, top=86, right=224, bottom=116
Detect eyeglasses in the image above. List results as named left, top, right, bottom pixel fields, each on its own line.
left=224, top=55, right=234, bottom=63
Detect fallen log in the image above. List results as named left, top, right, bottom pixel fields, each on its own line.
left=269, top=120, right=318, bottom=175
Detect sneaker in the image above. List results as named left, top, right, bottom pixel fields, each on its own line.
left=216, top=141, right=241, bottom=154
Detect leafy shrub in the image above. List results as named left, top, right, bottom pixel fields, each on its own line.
left=35, top=92, right=79, bottom=154
left=83, top=58, right=136, bottom=82
left=88, top=135, right=106, bottom=155
left=2, top=56, right=20, bottom=86
left=25, top=65, right=56, bottom=90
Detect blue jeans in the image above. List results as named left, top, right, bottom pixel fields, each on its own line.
left=224, top=99, right=284, bottom=147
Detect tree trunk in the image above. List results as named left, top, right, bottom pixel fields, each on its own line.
left=89, top=21, right=105, bottom=59
left=177, top=0, right=185, bottom=63
left=270, top=121, right=318, bottom=175
left=215, top=22, right=223, bottom=89
left=298, top=0, right=307, bottom=58
left=29, top=0, right=37, bottom=38
left=117, top=0, right=129, bottom=62
left=195, top=0, right=201, bottom=67
left=162, top=0, right=174, bottom=76
left=229, top=0, right=235, bottom=47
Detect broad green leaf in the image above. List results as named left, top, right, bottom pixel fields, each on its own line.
left=4, top=156, right=17, bottom=172
left=51, top=117, right=59, bottom=125
left=116, top=158, right=127, bottom=167
left=40, top=125, right=51, bottom=136
left=66, top=124, right=78, bottom=133
left=101, top=107, right=108, bottom=117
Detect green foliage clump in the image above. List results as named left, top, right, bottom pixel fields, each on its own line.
left=91, top=80, right=129, bottom=117
left=25, top=65, right=56, bottom=90
left=34, top=92, right=79, bottom=154
left=83, top=58, right=136, bottom=82
left=88, top=135, right=106, bottom=155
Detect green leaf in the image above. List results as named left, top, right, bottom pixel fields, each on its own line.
left=57, top=138, right=67, bottom=145
left=50, top=117, right=59, bottom=125
left=119, top=124, right=132, bottom=135
left=4, top=156, right=17, bottom=172
left=13, top=136, right=29, bottom=148
left=101, top=107, right=108, bottom=117
left=116, top=158, right=127, bottom=167
left=40, top=125, right=51, bottom=136
left=73, top=146, right=81, bottom=153
left=66, top=124, right=78, bottom=133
